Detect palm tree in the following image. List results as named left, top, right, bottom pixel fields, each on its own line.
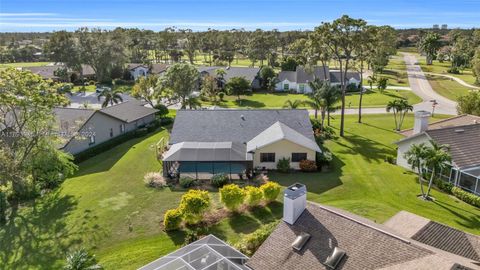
left=64, top=248, right=103, bottom=270
left=304, top=79, right=325, bottom=120
left=367, top=75, right=376, bottom=91
left=386, top=99, right=413, bottom=131
left=423, top=140, right=451, bottom=200
left=97, top=87, right=123, bottom=108
left=404, top=143, right=429, bottom=198
left=320, top=83, right=341, bottom=126
left=283, top=99, right=304, bottom=109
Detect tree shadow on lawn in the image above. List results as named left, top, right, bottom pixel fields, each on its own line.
left=234, top=99, right=265, bottom=108
left=249, top=202, right=283, bottom=225
left=432, top=200, right=480, bottom=231
left=333, top=136, right=393, bottom=164
left=74, top=128, right=166, bottom=177
left=0, top=190, right=105, bottom=269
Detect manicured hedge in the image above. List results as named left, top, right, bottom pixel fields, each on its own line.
left=452, top=187, right=480, bottom=208
left=234, top=221, right=279, bottom=256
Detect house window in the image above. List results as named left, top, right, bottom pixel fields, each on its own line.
left=89, top=136, right=95, bottom=145
left=283, top=83, right=289, bottom=91
left=299, top=84, right=305, bottom=92
left=292, top=153, right=307, bottom=162
left=110, top=128, right=113, bottom=138
left=120, top=124, right=125, bottom=133
left=260, top=153, right=275, bottom=163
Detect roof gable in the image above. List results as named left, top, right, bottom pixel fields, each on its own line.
left=99, top=100, right=158, bottom=123
left=247, top=121, right=320, bottom=152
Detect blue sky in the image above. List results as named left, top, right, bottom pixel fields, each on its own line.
left=0, top=0, right=479, bottom=32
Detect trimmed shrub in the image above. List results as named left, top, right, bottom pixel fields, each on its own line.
left=179, top=190, right=210, bottom=224
left=234, top=221, right=279, bottom=256
left=218, top=92, right=225, bottom=101
left=316, top=150, right=333, bottom=168
left=220, top=184, right=246, bottom=211
left=299, top=160, right=317, bottom=172
left=143, top=172, right=167, bottom=188
left=210, top=173, right=229, bottom=188
left=276, top=157, right=291, bottom=173
left=180, top=177, right=196, bottom=188
left=434, top=178, right=453, bottom=194
left=452, top=187, right=480, bottom=207
left=260, top=182, right=281, bottom=203
left=245, top=186, right=263, bottom=207
left=164, top=208, right=183, bottom=231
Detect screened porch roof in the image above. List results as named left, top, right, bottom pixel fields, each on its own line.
left=163, top=141, right=250, bottom=162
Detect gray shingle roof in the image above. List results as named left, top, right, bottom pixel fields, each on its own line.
left=169, top=109, right=315, bottom=145
left=150, top=64, right=169, bottom=74
left=400, top=114, right=480, bottom=137
left=425, top=124, right=480, bottom=169
left=247, top=202, right=434, bottom=270
left=296, top=66, right=330, bottom=83
left=197, top=66, right=260, bottom=83
left=277, top=71, right=296, bottom=82
left=329, top=70, right=361, bottom=83
left=23, top=65, right=62, bottom=79
left=412, top=221, right=480, bottom=262
left=99, top=100, right=158, bottom=123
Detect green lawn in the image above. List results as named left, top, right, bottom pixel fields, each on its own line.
left=203, top=89, right=421, bottom=109
left=417, top=57, right=477, bottom=85
left=273, top=114, right=480, bottom=232
left=0, top=62, right=51, bottom=68
left=2, top=114, right=479, bottom=269
left=426, top=74, right=475, bottom=101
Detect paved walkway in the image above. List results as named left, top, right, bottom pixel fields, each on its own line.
left=402, top=53, right=457, bottom=115
left=423, top=72, right=480, bottom=90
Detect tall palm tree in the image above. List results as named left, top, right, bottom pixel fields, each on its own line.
left=283, top=99, right=304, bottom=109
left=305, top=79, right=325, bottom=120
left=423, top=140, right=451, bottom=200
left=404, top=143, right=429, bottom=198
left=397, top=99, right=413, bottom=131
left=64, top=248, right=103, bottom=270
left=97, top=87, right=123, bottom=108
left=367, top=75, right=377, bottom=91
left=320, top=83, right=341, bottom=126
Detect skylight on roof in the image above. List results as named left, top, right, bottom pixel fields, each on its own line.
left=291, top=232, right=311, bottom=251
left=324, top=247, right=346, bottom=269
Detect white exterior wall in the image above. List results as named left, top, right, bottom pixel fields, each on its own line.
left=253, top=139, right=316, bottom=170
left=130, top=67, right=149, bottom=80
left=396, top=134, right=430, bottom=169
left=275, top=79, right=297, bottom=92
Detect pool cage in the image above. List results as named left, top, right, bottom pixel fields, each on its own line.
left=426, top=165, right=480, bottom=195
left=162, top=142, right=254, bottom=180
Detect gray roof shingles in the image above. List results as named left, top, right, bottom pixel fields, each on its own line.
left=247, top=202, right=434, bottom=270
left=169, top=109, right=315, bottom=145
left=425, top=124, right=480, bottom=169
left=99, top=100, right=158, bottom=123
left=412, top=221, right=480, bottom=262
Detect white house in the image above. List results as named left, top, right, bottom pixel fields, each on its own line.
left=396, top=111, right=480, bottom=195
left=127, top=64, right=150, bottom=80
left=275, top=66, right=361, bottom=93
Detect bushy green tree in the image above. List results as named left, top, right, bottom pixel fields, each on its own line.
left=226, top=76, right=250, bottom=100
left=0, top=191, right=8, bottom=225
left=472, top=48, right=480, bottom=85
left=418, top=32, right=441, bottom=65
left=179, top=190, right=210, bottom=224
left=245, top=186, right=263, bottom=207
left=259, top=66, right=276, bottom=90
left=158, top=63, right=199, bottom=109
left=260, top=182, right=281, bottom=203
left=457, top=91, right=480, bottom=116
left=220, top=184, right=246, bottom=211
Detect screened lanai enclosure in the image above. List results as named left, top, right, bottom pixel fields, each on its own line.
left=162, top=142, right=253, bottom=180
left=429, top=165, right=480, bottom=195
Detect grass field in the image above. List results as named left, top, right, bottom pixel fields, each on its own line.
left=2, top=113, right=479, bottom=269
left=0, top=62, right=51, bottom=68
left=426, top=74, right=475, bottom=100
left=202, top=89, right=421, bottom=109
left=416, top=57, right=477, bottom=86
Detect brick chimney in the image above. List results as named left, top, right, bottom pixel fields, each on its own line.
left=283, top=183, right=307, bottom=225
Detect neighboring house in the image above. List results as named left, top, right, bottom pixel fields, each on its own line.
left=23, top=64, right=95, bottom=82
left=141, top=183, right=479, bottom=270
left=163, top=109, right=320, bottom=179
left=198, top=66, right=261, bottom=89
left=396, top=111, right=480, bottom=195
left=57, top=100, right=158, bottom=155
left=127, top=63, right=169, bottom=80
left=275, top=66, right=361, bottom=93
